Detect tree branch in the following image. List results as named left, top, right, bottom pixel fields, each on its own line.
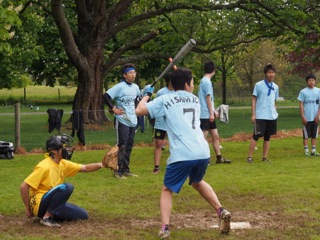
left=103, top=29, right=159, bottom=73
left=51, top=0, right=88, bottom=72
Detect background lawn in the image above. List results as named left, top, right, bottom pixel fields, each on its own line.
left=0, top=137, right=320, bottom=239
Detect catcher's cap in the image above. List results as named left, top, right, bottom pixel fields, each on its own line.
left=46, top=134, right=73, bottom=152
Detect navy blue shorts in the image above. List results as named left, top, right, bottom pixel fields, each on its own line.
left=200, top=119, right=217, bottom=130
left=254, top=119, right=277, bottom=137
left=164, top=158, right=209, bottom=193
left=153, top=129, right=166, bottom=140
left=302, top=121, right=319, bottom=139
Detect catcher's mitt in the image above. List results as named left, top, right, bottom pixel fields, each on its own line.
left=102, top=146, right=119, bottom=171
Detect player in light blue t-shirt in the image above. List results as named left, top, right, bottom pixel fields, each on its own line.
left=247, top=64, right=279, bottom=163
left=136, top=67, right=231, bottom=239
left=152, top=73, right=174, bottom=174
left=103, top=63, right=140, bottom=179
left=198, top=61, right=231, bottom=164
left=297, top=73, right=320, bottom=156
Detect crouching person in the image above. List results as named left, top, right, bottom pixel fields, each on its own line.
left=20, top=134, right=105, bottom=228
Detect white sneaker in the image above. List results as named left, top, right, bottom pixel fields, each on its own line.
left=158, top=229, right=170, bottom=239
left=40, top=217, right=61, bottom=228
left=219, top=209, right=231, bottom=234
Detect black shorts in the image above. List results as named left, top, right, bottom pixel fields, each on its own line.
left=302, top=121, right=319, bottom=139
left=200, top=119, right=217, bottom=131
left=254, top=119, right=277, bottom=137
left=153, top=129, right=166, bottom=140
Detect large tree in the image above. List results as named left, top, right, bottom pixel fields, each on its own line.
left=3, top=0, right=315, bottom=122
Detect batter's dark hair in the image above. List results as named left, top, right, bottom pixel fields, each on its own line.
left=171, top=67, right=193, bottom=91
left=204, top=61, right=216, bottom=74
left=164, top=72, right=172, bottom=87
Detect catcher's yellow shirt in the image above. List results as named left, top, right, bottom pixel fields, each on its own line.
left=24, top=157, right=81, bottom=216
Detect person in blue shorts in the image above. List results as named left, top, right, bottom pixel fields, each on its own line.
left=247, top=64, right=279, bottom=163
left=152, top=72, right=174, bottom=173
left=297, top=73, right=320, bottom=156
left=103, top=63, right=140, bottom=179
left=136, top=67, right=231, bottom=239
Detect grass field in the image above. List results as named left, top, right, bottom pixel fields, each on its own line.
left=1, top=85, right=317, bottom=239
left=1, top=137, right=320, bottom=239
left=0, top=100, right=301, bottom=152
left=0, top=85, right=76, bottom=104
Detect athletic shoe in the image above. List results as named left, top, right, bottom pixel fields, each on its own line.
left=216, top=157, right=232, bottom=164
left=247, top=157, right=253, bottom=163
left=123, top=172, right=138, bottom=177
left=158, top=229, right=170, bottom=239
left=262, top=157, right=269, bottom=162
left=311, top=151, right=320, bottom=156
left=219, top=209, right=231, bottom=234
left=153, top=168, right=160, bottom=174
left=304, top=152, right=311, bottom=157
left=40, top=217, right=61, bottom=228
left=114, top=172, right=127, bottom=179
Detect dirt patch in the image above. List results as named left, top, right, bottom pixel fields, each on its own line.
left=0, top=209, right=310, bottom=239
left=221, top=128, right=302, bottom=142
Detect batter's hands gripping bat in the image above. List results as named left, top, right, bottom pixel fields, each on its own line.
left=151, top=39, right=196, bottom=87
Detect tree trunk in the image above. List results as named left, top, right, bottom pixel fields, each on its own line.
left=73, top=55, right=107, bottom=124
left=222, top=72, right=227, bottom=104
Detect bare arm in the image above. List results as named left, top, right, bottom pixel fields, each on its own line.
left=20, top=182, right=33, bottom=218
left=316, top=105, right=320, bottom=123
left=135, top=95, right=150, bottom=116
left=251, top=96, right=257, bottom=123
left=80, top=162, right=104, bottom=172
left=299, top=101, right=307, bottom=125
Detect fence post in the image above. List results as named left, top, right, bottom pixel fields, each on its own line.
left=15, top=102, right=20, bottom=151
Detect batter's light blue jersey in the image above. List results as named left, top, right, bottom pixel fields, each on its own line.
left=253, top=79, right=279, bottom=120
left=154, top=87, right=174, bottom=131
left=107, top=81, right=140, bottom=127
left=297, top=87, right=320, bottom=122
left=198, top=76, right=214, bottom=119
left=146, top=90, right=210, bottom=165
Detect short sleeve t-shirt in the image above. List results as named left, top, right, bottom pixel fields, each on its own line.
left=154, top=87, right=174, bottom=131
left=146, top=90, right=210, bottom=165
left=198, top=76, right=214, bottom=119
left=24, top=157, right=81, bottom=216
left=253, top=79, right=279, bottom=120
left=107, top=81, right=140, bottom=127
left=297, top=87, right=320, bottom=121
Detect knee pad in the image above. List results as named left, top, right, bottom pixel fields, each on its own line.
left=253, top=135, right=259, bottom=141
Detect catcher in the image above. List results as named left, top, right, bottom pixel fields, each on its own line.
left=20, top=135, right=118, bottom=228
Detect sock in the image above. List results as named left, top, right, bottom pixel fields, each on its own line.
left=161, top=224, right=169, bottom=231
left=312, top=146, right=316, bottom=153
left=216, top=155, right=222, bottom=161
left=216, top=207, right=223, bottom=217
left=154, top=165, right=159, bottom=169
left=304, top=146, right=309, bottom=153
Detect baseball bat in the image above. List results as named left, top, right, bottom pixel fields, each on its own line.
left=151, top=39, right=196, bottom=87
